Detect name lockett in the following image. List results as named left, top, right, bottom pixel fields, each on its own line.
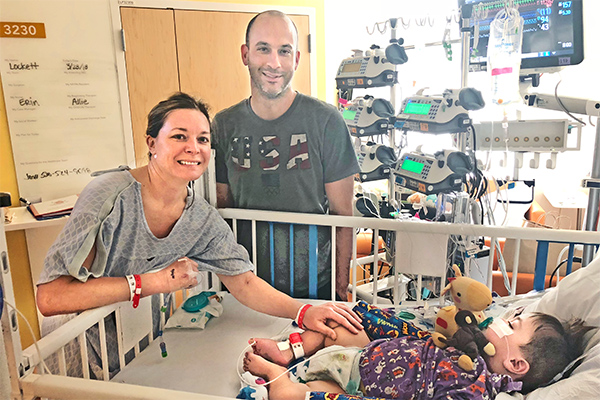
left=9, top=61, right=39, bottom=70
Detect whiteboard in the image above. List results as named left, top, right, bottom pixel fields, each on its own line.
left=0, top=0, right=131, bottom=201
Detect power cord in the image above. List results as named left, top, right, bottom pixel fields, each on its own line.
left=549, top=256, right=582, bottom=288
left=554, top=79, right=586, bottom=126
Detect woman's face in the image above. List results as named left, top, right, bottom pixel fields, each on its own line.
left=148, top=108, right=211, bottom=183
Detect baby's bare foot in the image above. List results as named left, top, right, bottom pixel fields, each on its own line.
left=243, top=352, right=288, bottom=381
left=249, top=337, right=293, bottom=366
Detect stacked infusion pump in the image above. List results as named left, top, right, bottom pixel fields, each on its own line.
left=393, top=88, right=484, bottom=195
left=336, top=44, right=407, bottom=183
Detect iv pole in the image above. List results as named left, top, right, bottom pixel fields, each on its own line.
left=457, top=3, right=473, bottom=153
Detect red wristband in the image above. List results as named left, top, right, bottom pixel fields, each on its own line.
left=295, top=304, right=312, bottom=329
left=132, top=274, right=142, bottom=308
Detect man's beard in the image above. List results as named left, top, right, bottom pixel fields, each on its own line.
left=250, top=67, right=293, bottom=99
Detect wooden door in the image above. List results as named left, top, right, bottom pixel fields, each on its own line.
left=121, top=7, right=312, bottom=167
left=175, top=10, right=311, bottom=116
left=121, top=7, right=180, bottom=166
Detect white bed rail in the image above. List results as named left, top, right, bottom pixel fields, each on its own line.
left=21, top=303, right=119, bottom=376
left=219, top=208, right=600, bottom=303
left=5, top=209, right=600, bottom=400
left=19, top=374, right=228, bottom=400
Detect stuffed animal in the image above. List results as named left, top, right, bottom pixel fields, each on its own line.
left=438, top=310, right=496, bottom=371
left=431, top=265, right=492, bottom=348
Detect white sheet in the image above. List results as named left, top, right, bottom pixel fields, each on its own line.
left=112, top=258, right=600, bottom=399
left=112, top=294, right=293, bottom=397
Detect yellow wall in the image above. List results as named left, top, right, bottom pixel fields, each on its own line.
left=0, top=0, right=326, bottom=349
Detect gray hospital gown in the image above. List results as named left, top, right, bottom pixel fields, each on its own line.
left=39, top=170, right=253, bottom=284
left=38, top=170, right=254, bottom=377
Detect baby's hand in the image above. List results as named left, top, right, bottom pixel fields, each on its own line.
left=164, top=257, right=199, bottom=292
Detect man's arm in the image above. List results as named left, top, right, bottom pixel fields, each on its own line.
left=325, top=175, right=355, bottom=300
left=216, top=182, right=234, bottom=208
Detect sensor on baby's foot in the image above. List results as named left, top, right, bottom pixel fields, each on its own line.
left=276, top=332, right=305, bottom=359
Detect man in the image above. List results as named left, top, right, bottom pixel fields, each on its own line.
left=213, top=10, right=360, bottom=300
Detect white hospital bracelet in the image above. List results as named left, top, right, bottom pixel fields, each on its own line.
left=288, top=332, right=305, bottom=359
left=276, top=333, right=305, bottom=359
left=125, top=275, right=136, bottom=301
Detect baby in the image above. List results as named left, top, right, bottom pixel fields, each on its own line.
left=244, top=301, right=589, bottom=400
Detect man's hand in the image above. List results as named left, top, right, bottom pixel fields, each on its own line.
left=302, top=302, right=363, bottom=340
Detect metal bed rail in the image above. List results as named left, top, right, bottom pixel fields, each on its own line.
left=4, top=210, right=600, bottom=399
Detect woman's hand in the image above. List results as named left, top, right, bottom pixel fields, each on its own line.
left=162, top=257, right=200, bottom=292
left=218, top=272, right=363, bottom=340
left=302, top=302, right=363, bottom=340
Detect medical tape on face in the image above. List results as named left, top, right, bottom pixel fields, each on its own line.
left=489, top=318, right=514, bottom=339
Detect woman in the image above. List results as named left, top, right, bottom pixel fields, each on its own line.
left=36, top=93, right=361, bottom=345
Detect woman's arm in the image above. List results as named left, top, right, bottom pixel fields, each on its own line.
left=37, top=274, right=132, bottom=316
left=218, top=271, right=363, bottom=340
left=36, top=252, right=200, bottom=316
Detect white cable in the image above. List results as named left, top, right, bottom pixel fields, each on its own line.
left=362, top=196, right=381, bottom=219
left=555, top=245, right=573, bottom=282
left=3, top=298, right=52, bottom=375
left=494, top=238, right=511, bottom=293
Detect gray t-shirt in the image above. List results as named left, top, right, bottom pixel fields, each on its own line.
left=213, top=93, right=359, bottom=299
left=214, top=92, right=359, bottom=212
left=39, top=170, right=253, bottom=285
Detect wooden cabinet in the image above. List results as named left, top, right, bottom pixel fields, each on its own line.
left=120, top=7, right=311, bottom=167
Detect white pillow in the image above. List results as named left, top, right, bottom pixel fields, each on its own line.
left=521, top=256, right=600, bottom=400
left=525, top=256, right=600, bottom=325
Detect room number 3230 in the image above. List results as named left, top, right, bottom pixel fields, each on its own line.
left=1, top=22, right=46, bottom=38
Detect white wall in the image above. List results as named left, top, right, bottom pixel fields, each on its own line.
left=323, top=0, right=600, bottom=217
left=324, top=0, right=461, bottom=106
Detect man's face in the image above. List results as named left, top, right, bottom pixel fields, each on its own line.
left=243, top=14, right=299, bottom=100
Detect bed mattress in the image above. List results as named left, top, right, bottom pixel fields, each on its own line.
left=112, top=294, right=293, bottom=397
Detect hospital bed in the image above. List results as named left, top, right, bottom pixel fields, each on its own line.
left=3, top=208, right=600, bottom=400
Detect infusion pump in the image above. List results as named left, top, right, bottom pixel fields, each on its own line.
left=342, top=96, right=395, bottom=137
left=396, top=88, right=485, bottom=133
left=394, top=149, right=473, bottom=195
left=356, top=142, right=396, bottom=182
left=336, top=47, right=397, bottom=90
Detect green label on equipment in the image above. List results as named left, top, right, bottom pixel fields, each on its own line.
left=343, top=109, right=357, bottom=120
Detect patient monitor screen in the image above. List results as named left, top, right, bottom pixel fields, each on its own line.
left=460, top=0, right=584, bottom=72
